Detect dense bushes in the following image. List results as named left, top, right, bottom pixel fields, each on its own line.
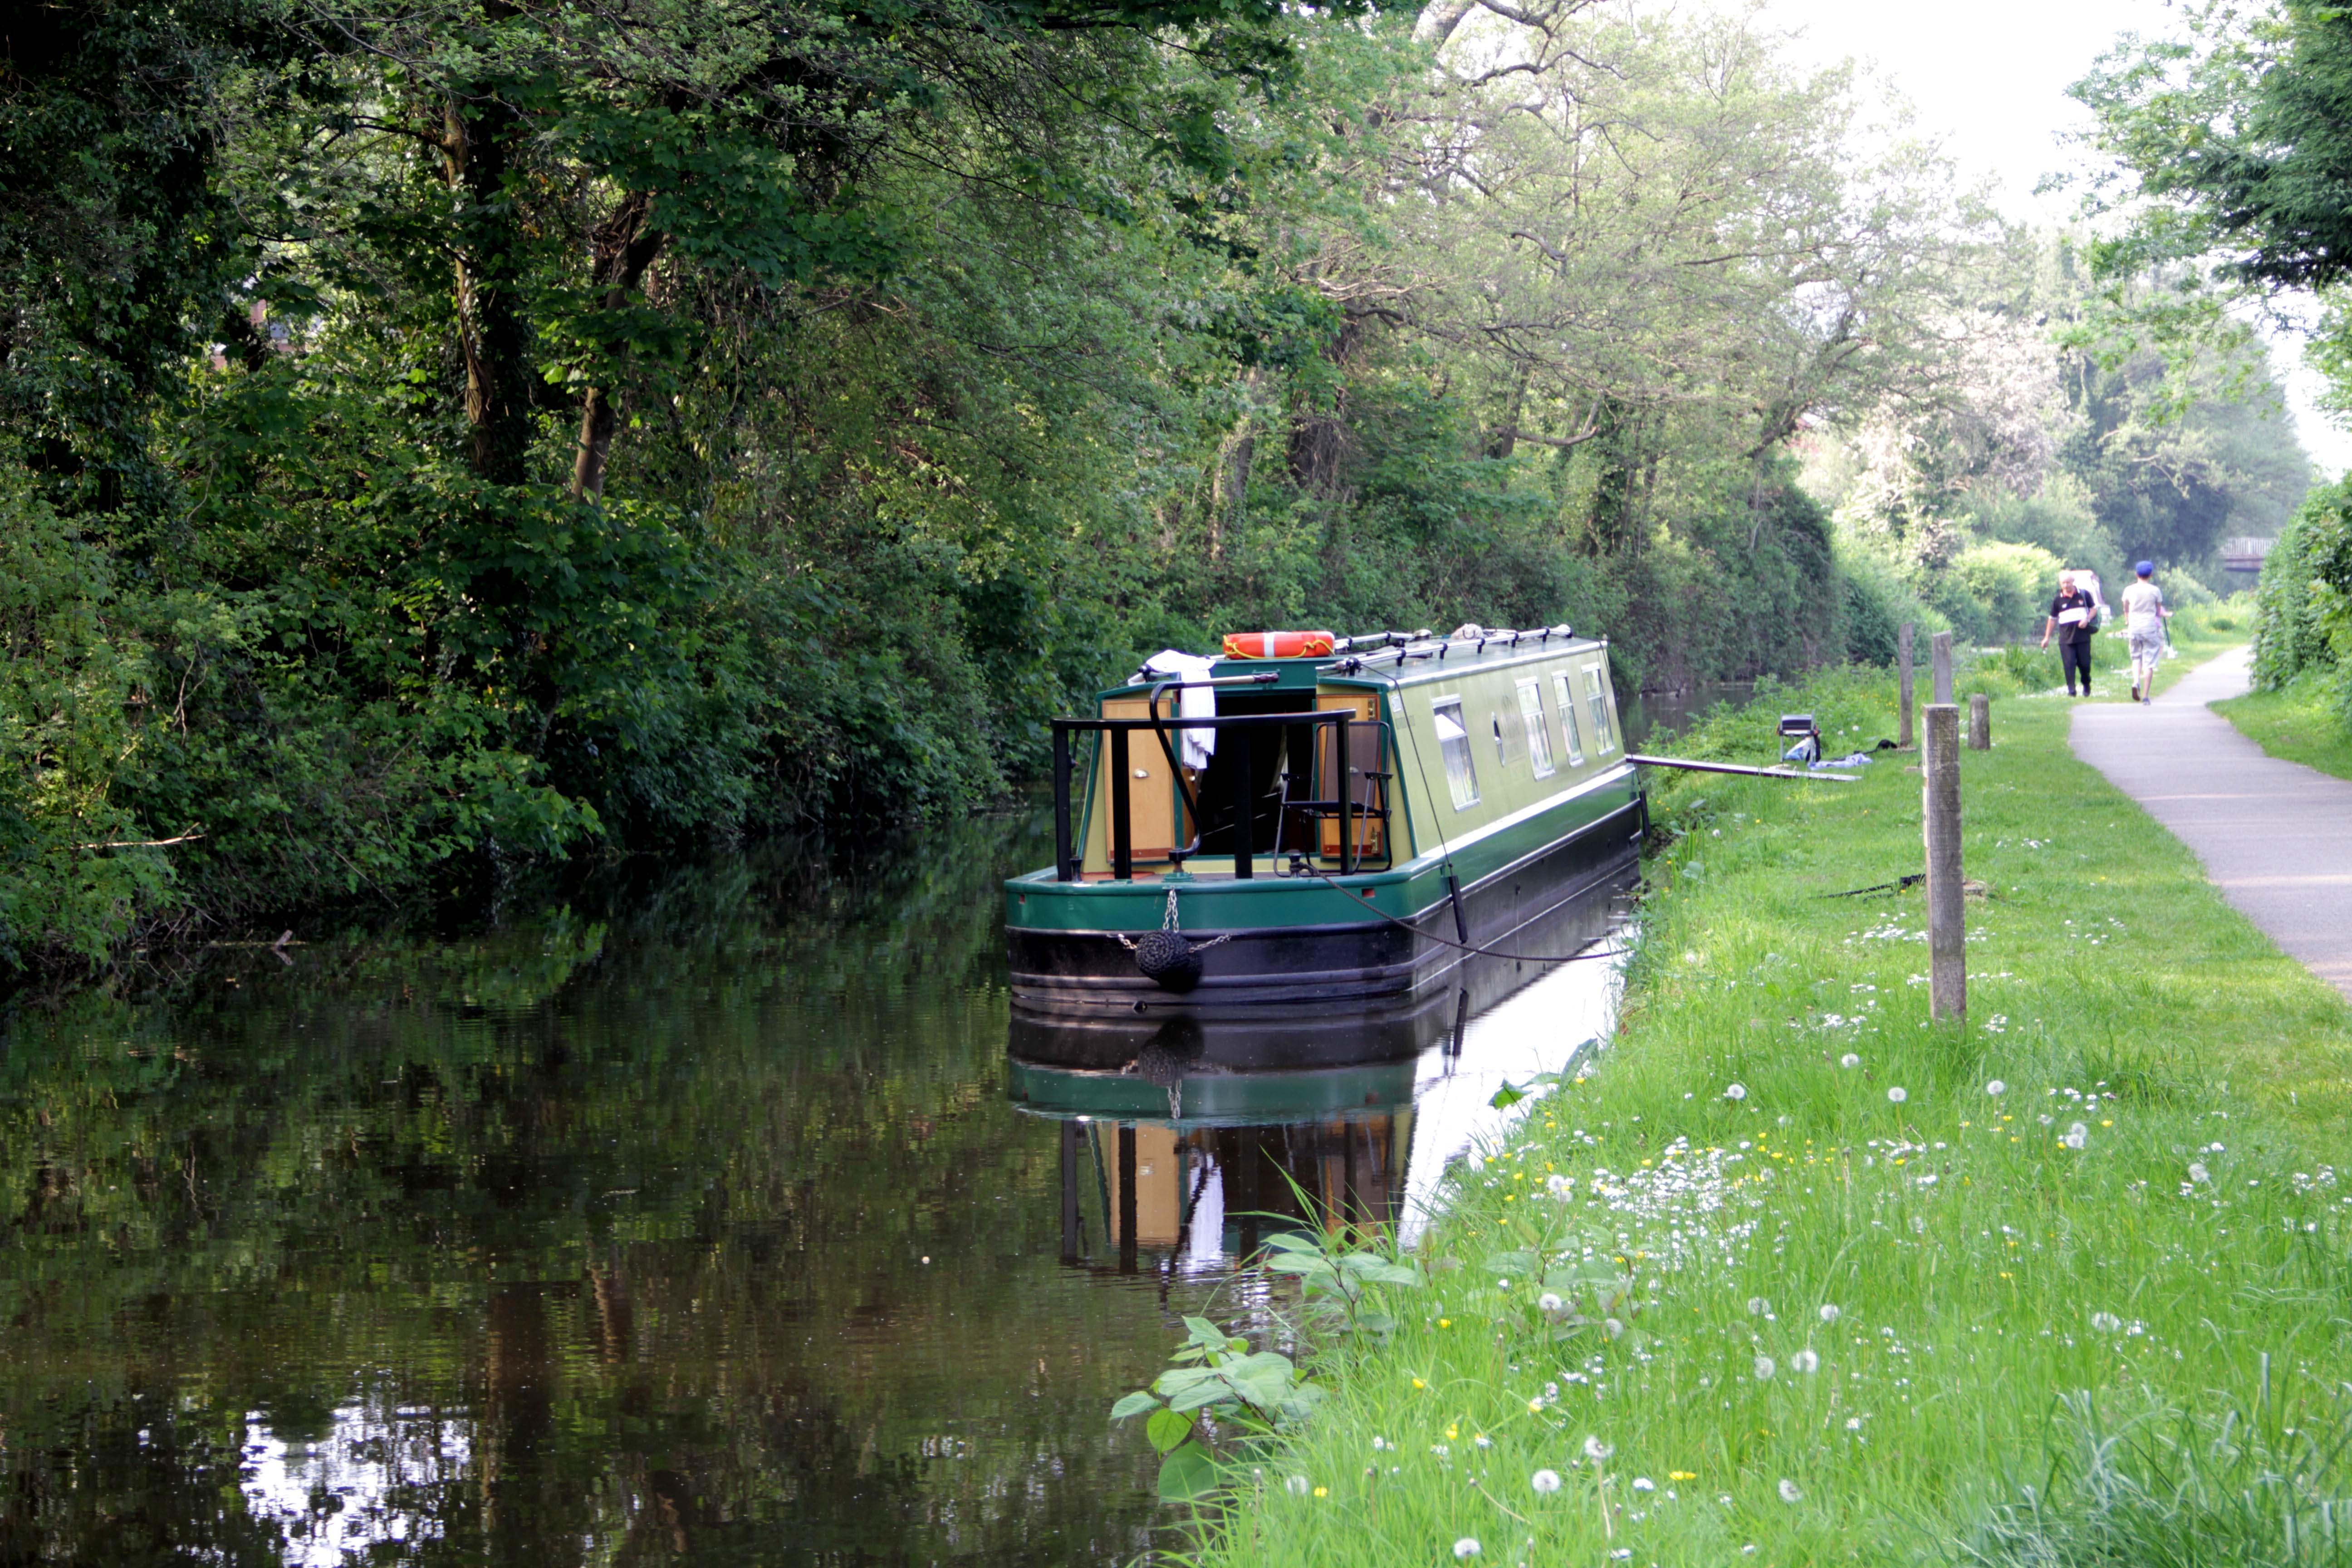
left=2252, top=482, right=2352, bottom=699
left=0, top=0, right=2190, bottom=980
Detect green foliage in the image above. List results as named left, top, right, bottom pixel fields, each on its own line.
left=0, top=478, right=176, bottom=971
left=1111, top=1312, right=1328, bottom=1502
left=2252, top=482, right=2352, bottom=706
left=1947, top=541, right=2068, bottom=643
left=2074, top=1, right=2352, bottom=296
left=1, top=0, right=2177, bottom=980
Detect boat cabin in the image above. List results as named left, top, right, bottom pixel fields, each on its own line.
left=1052, top=626, right=1624, bottom=883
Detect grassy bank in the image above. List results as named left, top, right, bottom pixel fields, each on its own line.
left=2216, top=673, right=2352, bottom=783
left=1195, top=661, right=2352, bottom=1567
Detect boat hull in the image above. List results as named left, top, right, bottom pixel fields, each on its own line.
left=1004, top=790, right=1643, bottom=1013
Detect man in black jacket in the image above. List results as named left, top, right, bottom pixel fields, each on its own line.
left=2039, top=572, right=2099, bottom=697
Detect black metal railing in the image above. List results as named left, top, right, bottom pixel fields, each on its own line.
left=1050, top=709, right=1389, bottom=882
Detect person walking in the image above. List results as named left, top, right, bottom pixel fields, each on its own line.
left=2040, top=570, right=2100, bottom=697
left=2122, top=561, right=2172, bottom=705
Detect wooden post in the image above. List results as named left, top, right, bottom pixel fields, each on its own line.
left=1897, top=622, right=1915, bottom=748
left=1968, top=692, right=1990, bottom=751
left=1931, top=630, right=1954, bottom=706
left=1923, top=703, right=1966, bottom=1024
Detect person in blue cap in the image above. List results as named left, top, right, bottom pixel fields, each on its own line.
left=2121, top=561, right=2171, bottom=704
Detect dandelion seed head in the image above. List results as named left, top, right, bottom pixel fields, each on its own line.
left=1286, top=1475, right=1310, bottom=1495
left=1531, top=1469, right=1563, bottom=1495
left=1779, top=1479, right=1803, bottom=1504
left=1754, top=1354, right=1777, bottom=1381
left=1887, top=1086, right=1908, bottom=1104
left=2063, top=1122, right=2088, bottom=1150
left=2189, top=1162, right=2210, bottom=1184
left=1632, top=1476, right=1655, bottom=1492
left=1818, top=1303, right=1842, bottom=1323
left=1583, top=1435, right=1613, bottom=1462
left=1746, top=1296, right=1768, bottom=1316
left=1791, top=1349, right=1820, bottom=1374
left=1725, top=1083, right=1748, bottom=1101
left=1454, top=1537, right=1481, bottom=1559
left=1841, top=1053, right=1861, bottom=1069
left=1986, top=1079, right=2006, bottom=1096
left=2091, top=1311, right=2123, bottom=1333
left=1539, top=1292, right=1564, bottom=1313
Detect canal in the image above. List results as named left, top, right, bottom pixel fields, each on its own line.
left=0, top=812, right=1622, bottom=1565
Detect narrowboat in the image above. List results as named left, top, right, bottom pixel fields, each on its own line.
left=1004, top=624, right=1645, bottom=1013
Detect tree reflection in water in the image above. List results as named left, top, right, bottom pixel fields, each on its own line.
left=0, top=818, right=1622, bottom=1566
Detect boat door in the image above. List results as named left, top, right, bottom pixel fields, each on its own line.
left=1088, top=697, right=1184, bottom=871
left=1315, top=691, right=1389, bottom=862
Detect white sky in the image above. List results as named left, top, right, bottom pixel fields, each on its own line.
left=1762, top=0, right=2352, bottom=478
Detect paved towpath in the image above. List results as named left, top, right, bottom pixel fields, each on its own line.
left=2070, top=645, right=2352, bottom=1001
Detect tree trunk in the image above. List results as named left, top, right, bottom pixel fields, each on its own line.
left=570, top=191, right=668, bottom=500
left=442, top=90, right=534, bottom=487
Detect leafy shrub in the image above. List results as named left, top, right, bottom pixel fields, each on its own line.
left=2253, top=484, right=2352, bottom=703
left=0, top=478, right=177, bottom=974
left=1950, top=540, right=2066, bottom=643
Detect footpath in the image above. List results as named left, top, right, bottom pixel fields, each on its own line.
left=2072, top=644, right=2352, bottom=1001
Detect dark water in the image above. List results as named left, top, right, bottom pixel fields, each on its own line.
left=0, top=813, right=1618, bottom=1567
left=1620, top=681, right=1756, bottom=751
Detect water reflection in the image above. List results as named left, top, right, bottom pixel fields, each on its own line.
left=1620, top=680, right=1756, bottom=750
left=0, top=819, right=1627, bottom=1567
left=1008, top=886, right=1630, bottom=1280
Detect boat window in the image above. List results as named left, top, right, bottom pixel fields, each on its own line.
left=1518, top=679, right=1554, bottom=778
left=1584, top=666, right=1616, bottom=754
left=1552, top=671, right=1585, bottom=765
left=1431, top=697, right=1480, bottom=810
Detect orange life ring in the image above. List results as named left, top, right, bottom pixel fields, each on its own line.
left=1220, top=630, right=1337, bottom=659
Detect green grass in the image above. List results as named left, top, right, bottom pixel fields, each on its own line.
left=1196, top=661, right=2352, bottom=1568
left=2215, top=673, right=2352, bottom=784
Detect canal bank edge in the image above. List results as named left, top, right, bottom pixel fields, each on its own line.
left=1187, top=663, right=2352, bottom=1567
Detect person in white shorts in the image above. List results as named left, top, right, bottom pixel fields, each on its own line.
left=2121, top=561, right=2171, bottom=705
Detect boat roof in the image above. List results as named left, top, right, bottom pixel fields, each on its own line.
left=1100, top=625, right=1606, bottom=699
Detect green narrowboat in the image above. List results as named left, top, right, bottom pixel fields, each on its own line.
left=1004, top=624, right=1645, bottom=1012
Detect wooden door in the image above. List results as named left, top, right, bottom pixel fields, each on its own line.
left=1091, top=698, right=1183, bottom=868
left=1315, top=692, right=1387, bottom=861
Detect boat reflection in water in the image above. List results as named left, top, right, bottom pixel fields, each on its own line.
left=1006, top=872, right=1635, bottom=1272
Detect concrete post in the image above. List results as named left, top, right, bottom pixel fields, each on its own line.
left=1968, top=692, right=1990, bottom=750
left=1931, top=631, right=1954, bottom=706
left=1897, top=622, right=1915, bottom=748
left=1923, top=703, right=1966, bottom=1024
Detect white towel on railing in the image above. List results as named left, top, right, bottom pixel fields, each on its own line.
left=1140, top=650, right=1219, bottom=768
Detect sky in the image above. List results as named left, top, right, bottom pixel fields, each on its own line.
left=1764, top=0, right=2352, bottom=479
